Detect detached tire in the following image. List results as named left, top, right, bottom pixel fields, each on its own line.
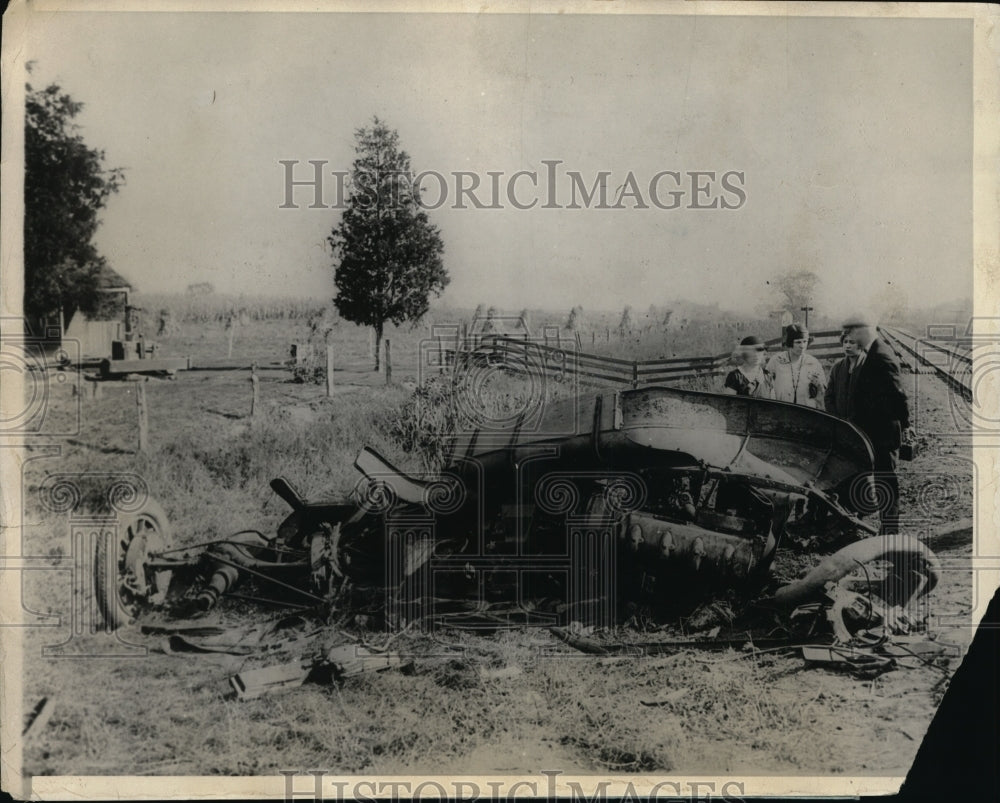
left=94, top=498, right=172, bottom=631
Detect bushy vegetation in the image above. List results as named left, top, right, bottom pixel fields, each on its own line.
left=387, top=375, right=458, bottom=471
left=387, top=369, right=582, bottom=471
left=24, top=76, right=124, bottom=321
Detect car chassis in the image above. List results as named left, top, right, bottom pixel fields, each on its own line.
left=95, top=386, right=941, bottom=648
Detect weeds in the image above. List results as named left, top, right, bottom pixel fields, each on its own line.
left=387, top=375, right=457, bottom=471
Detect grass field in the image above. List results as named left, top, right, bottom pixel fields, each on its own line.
left=133, top=293, right=828, bottom=367
left=15, top=313, right=976, bottom=779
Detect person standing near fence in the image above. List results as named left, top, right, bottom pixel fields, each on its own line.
left=841, top=313, right=911, bottom=535
left=824, top=332, right=859, bottom=417
left=722, top=335, right=773, bottom=398
left=765, top=324, right=826, bottom=408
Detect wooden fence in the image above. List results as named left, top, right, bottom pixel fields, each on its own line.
left=447, top=329, right=845, bottom=389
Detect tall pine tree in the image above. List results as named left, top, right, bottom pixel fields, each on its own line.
left=328, top=118, right=448, bottom=369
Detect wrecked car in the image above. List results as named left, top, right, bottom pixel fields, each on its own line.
left=94, top=385, right=940, bottom=646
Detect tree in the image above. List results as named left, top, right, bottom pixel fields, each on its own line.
left=617, top=305, right=633, bottom=336
left=24, top=76, right=125, bottom=322
left=872, top=283, right=910, bottom=325
left=328, top=118, right=448, bottom=369
left=773, top=270, right=820, bottom=314
left=186, top=282, right=215, bottom=295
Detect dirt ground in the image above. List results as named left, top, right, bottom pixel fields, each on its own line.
left=13, top=324, right=982, bottom=779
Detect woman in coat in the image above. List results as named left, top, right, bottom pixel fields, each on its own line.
left=765, top=324, right=826, bottom=408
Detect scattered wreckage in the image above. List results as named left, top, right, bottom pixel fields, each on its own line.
left=94, top=386, right=945, bottom=689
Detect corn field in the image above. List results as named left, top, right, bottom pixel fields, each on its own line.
left=136, top=293, right=328, bottom=326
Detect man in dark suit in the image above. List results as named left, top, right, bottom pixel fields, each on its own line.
left=842, top=314, right=911, bottom=534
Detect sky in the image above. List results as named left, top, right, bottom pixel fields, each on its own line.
left=20, top=8, right=973, bottom=318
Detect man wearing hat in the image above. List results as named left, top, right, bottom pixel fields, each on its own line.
left=841, top=313, right=911, bottom=534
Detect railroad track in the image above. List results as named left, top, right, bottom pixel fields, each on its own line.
left=879, top=325, right=973, bottom=399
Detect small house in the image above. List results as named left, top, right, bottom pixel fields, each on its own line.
left=25, top=265, right=134, bottom=360
left=62, top=265, right=134, bottom=359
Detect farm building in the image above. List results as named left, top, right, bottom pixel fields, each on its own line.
left=25, top=265, right=134, bottom=360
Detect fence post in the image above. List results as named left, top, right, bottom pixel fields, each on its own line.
left=135, top=378, right=149, bottom=453
left=631, top=361, right=639, bottom=389
left=325, top=345, right=334, bottom=397
left=250, top=362, right=260, bottom=420
left=437, top=333, right=444, bottom=376
left=384, top=339, right=392, bottom=385
left=606, top=328, right=610, bottom=342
